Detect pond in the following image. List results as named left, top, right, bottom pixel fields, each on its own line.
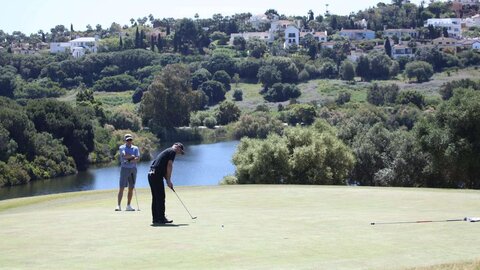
left=0, top=140, right=239, bottom=201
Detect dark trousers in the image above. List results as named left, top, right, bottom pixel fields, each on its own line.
left=148, top=171, right=165, bottom=223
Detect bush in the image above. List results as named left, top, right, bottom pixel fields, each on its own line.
left=281, top=104, right=317, bottom=126
left=215, top=101, right=241, bottom=125
left=108, top=108, right=141, bottom=131
left=298, top=69, right=310, bottom=82
left=340, top=60, right=355, bottom=81
left=263, top=83, right=301, bottom=102
left=335, top=92, right=351, bottom=105
left=15, top=78, right=66, bottom=99
left=212, top=70, right=231, bottom=91
left=236, top=58, right=261, bottom=80
left=404, top=61, right=434, bottom=83
left=367, top=83, right=399, bottom=106
left=189, top=111, right=214, bottom=127
left=92, top=74, right=140, bottom=92
left=199, top=80, right=226, bottom=105
left=191, top=68, right=212, bottom=90
left=233, top=112, right=284, bottom=139
left=396, top=90, right=425, bottom=109
left=232, top=126, right=355, bottom=185
left=220, top=175, right=238, bottom=185
left=439, top=79, right=480, bottom=100
left=233, top=89, right=243, bottom=101
left=204, top=116, right=217, bottom=128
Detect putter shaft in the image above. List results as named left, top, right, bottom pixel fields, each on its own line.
left=172, top=188, right=196, bottom=219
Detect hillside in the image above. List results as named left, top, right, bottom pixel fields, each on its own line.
left=1, top=185, right=479, bottom=269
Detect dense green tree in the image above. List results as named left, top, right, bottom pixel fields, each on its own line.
left=215, top=100, right=241, bottom=125
left=0, top=66, right=17, bottom=98
left=340, top=60, right=355, bottom=81
left=236, top=58, right=261, bottom=80
left=233, top=125, right=354, bottom=185
left=396, top=90, right=425, bottom=109
left=257, top=64, right=282, bottom=90
left=204, top=53, right=236, bottom=76
left=200, top=80, right=226, bottom=105
left=232, top=88, right=243, bottom=101
left=404, top=60, right=434, bottom=83
left=25, top=99, right=94, bottom=170
left=355, top=55, right=370, bottom=82
left=246, top=38, right=268, bottom=58
left=92, top=74, right=140, bottom=92
left=439, top=79, right=480, bottom=100
left=140, top=64, right=194, bottom=130
left=281, top=104, right=317, bottom=126
left=263, top=83, right=301, bottom=102
left=173, top=18, right=199, bottom=55
left=233, top=36, right=246, bottom=51
left=415, top=89, right=480, bottom=188
left=15, top=78, right=66, bottom=99
left=266, top=57, right=299, bottom=84
left=191, top=68, right=212, bottom=90
left=233, top=112, right=284, bottom=139
left=367, top=83, right=399, bottom=106
left=212, top=70, right=231, bottom=91
left=384, top=38, right=392, bottom=57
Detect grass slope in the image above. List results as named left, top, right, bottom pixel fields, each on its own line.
left=1, top=185, right=479, bottom=270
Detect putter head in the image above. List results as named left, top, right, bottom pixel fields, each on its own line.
left=192, top=216, right=197, bottom=220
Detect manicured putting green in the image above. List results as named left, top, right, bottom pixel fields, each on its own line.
left=1, top=185, right=479, bottom=269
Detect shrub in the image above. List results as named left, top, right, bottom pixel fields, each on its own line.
left=233, top=112, right=284, bottom=139
left=404, top=61, right=434, bottom=83
left=233, top=89, right=243, bottom=101
left=92, top=74, right=140, bottom=92
left=263, top=83, right=301, bottom=102
left=212, top=70, right=231, bottom=91
left=335, top=92, right=351, bottom=105
left=396, top=90, right=425, bottom=109
left=215, top=101, right=241, bottom=125
left=108, top=108, right=141, bottom=131
left=204, top=116, right=217, bottom=128
left=281, top=104, right=317, bottom=126
left=367, top=83, right=399, bottom=106
left=232, top=126, right=355, bottom=185
left=340, top=60, right=355, bottom=81
left=298, top=69, right=310, bottom=82
left=199, top=80, right=226, bottom=105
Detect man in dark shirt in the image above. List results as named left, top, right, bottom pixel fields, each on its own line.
left=148, top=142, right=185, bottom=225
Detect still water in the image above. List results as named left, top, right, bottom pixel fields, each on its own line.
left=0, top=140, right=239, bottom=201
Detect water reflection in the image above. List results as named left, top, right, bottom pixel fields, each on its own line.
left=0, top=141, right=239, bottom=201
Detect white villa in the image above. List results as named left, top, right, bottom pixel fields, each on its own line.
left=229, top=31, right=274, bottom=45
left=464, top=14, right=480, bottom=27
left=249, top=13, right=279, bottom=30
left=338, top=29, right=375, bottom=40
left=50, top=36, right=99, bottom=58
left=284, top=25, right=327, bottom=48
left=391, top=44, right=416, bottom=59
left=384, top=29, right=419, bottom=39
left=424, top=18, right=462, bottom=38
left=453, top=0, right=479, bottom=5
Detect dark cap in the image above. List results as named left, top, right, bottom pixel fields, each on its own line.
left=174, top=142, right=185, bottom=155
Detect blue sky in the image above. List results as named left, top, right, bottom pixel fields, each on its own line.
left=1, top=0, right=422, bottom=35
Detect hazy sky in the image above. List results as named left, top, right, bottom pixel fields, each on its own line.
left=1, top=0, right=423, bottom=35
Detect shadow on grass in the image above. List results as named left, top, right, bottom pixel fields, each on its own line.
left=150, top=223, right=189, bottom=227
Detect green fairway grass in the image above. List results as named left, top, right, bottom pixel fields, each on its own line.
left=1, top=185, right=479, bottom=269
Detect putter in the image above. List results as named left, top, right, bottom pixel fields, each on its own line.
left=132, top=173, right=140, bottom=211
left=171, top=187, right=197, bottom=220
left=370, top=217, right=479, bottom=225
